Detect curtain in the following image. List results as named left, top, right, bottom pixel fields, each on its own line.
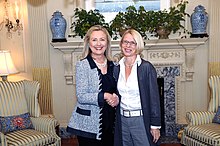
left=209, top=0, right=220, bottom=76
left=27, top=0, right=53, bottom=115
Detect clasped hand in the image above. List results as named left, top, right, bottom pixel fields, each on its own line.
left=104, top=93, right=119, bottom=107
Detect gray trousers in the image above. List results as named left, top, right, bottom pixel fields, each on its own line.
left=121, top=115, right=150, bottom=146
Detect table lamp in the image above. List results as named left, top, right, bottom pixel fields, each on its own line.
left=0, top=50, right=19, bottom=81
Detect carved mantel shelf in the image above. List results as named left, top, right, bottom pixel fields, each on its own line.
left=51, top=38, right=208, bottom=84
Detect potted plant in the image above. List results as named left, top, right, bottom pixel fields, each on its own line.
left=109, top=6, right=150, bottom=40
left=110, top=1, right=189, bottom=39
left=148, top=0, right=190, bottom=39
left=70, top=8, right=112, bottom=38
left=70, top=1, right=189, bottom=40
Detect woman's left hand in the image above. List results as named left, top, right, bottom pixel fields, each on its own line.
left=106, top=93, right=119, bottom=107
left=150, top=128, right=160, bottom=143
left=112, top=93, right=119, bottom=107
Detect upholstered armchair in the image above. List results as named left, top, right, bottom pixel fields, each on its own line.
left=0, top=80, right=61, bottom=146
left=181, top=76, right=220, bottom=146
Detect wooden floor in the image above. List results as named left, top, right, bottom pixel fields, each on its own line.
left=61, top=135, right=78, bottom=146
left=160, top=144, right=182, bottom=146
left=61, top=136, right=182, bottom=146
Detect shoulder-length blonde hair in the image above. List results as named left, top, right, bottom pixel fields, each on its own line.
left=119, top=29, right=144, bottom=58
left=80, top=25, right=112, bottom=60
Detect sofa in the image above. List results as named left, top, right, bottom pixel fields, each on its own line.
left=0, top=80, right=61, bottom=146
left=181, top=76, right=220, bottom=146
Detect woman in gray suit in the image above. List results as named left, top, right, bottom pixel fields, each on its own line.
left=114, top=29, right=161, bottom=146
left=67, top=25, right=119, bottom=146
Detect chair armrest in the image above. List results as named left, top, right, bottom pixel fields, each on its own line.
left=30, top=116, right=59, bottom=134
left=0, top=132, right=6, bottom=146
left=186, top=111, right=216, bottom=126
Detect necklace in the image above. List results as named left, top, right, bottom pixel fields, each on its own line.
left=94, top=58, right=107, bottom=67
left=124, top=63, right=134, bottom=68
left=124, top=58, right=135, bottom=68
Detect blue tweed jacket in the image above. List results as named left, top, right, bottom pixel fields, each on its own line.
left=67, top=55, right=114, bottom=140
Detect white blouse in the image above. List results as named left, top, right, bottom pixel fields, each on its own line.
left=117, top=55, right=161, bottom=129
left=117, top=55, right=142, bottom=110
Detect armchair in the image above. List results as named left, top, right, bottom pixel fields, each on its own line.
left=0, top=80, right=61, bottom=146
left=181, top=76, right=220, bottom=146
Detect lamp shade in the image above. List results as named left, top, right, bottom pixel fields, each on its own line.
left=0, top=50, right=18, bottom=76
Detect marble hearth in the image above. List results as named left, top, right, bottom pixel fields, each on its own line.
left=51, top=38, right=208, bottom=136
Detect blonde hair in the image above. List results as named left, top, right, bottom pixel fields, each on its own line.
left=119, top=29, right=144, bottom=58
left=80, top=25, right=112, bottom=60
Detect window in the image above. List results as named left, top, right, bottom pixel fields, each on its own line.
left=96, top=0, right=160, bottom=12
left=85, top=0, right=170, bottom=23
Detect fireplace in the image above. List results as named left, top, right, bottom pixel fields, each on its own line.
left=157, top=78, right=165, bottom=135
left=156, top=66, right=186, bottom=137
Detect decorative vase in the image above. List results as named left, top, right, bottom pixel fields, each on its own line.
left=50, top=11, right=67, bottom=42
left=190, top=5, right=209, bottom=38
left=156, top=26, right=171, bottom=39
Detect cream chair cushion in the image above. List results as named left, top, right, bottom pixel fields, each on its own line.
left=0, top=81, right=28, bottom=116
left=23, top=80, right=41, bottom=117
left=208, top=75, right=220, bottom=112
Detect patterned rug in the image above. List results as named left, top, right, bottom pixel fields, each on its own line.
left=159, top=136, right=180, bottom=144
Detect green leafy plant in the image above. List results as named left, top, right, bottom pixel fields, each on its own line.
left=70, top=1, right=189, bottom=39
left=109, top=6, right=150, bottom=40
left=148, top=1, right=190, bottom=38
left=70, top=8, right=112, bottom=38
left=110, top=1, right=190, bottom=39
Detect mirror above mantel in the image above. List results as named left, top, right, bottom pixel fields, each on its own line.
left=50, top=37, right=209, bottom=85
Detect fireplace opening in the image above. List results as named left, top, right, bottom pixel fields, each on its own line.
left=157, top=78, right=165, bottom=136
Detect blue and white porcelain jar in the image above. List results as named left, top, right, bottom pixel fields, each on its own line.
left=50, top=11, right=67, bottom=42
left=190, top=5, right=208, bottom=38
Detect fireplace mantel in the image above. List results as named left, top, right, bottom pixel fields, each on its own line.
left=51, top=38, right=208, bottom=85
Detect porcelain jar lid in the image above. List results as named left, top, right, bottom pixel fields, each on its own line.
left=194, top=5, right=205, bottom=12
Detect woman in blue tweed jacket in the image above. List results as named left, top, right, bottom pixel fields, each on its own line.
left=66, top=25, right=119, bottom=146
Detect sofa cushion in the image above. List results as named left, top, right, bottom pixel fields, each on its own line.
left=213, top=106, right=220, bottom=124
left=185, top=123, right=220, bottom=145
left=0, top=112, right=33, bottom=134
